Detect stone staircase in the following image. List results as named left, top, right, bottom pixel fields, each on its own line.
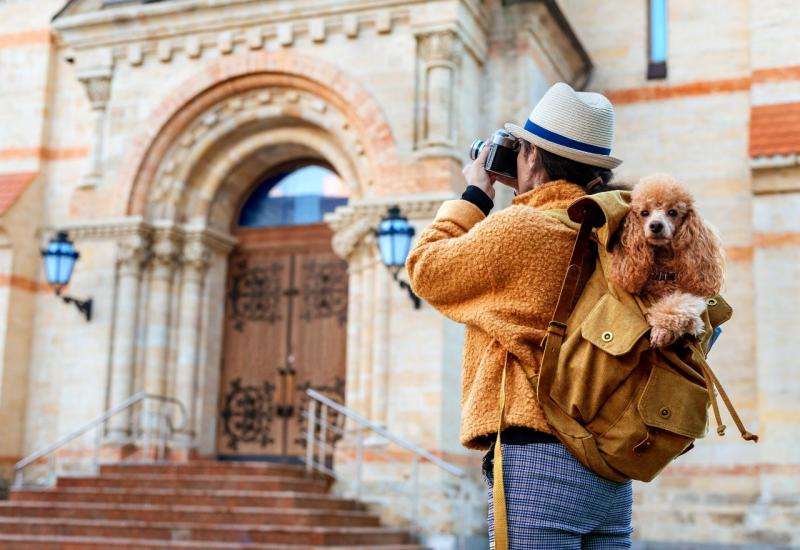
left=0, top=460, right=426, bottom=549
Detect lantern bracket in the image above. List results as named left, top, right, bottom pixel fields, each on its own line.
left=57, top=289, right=93, bottom=322
left=389, top=267, right=422, bottom=310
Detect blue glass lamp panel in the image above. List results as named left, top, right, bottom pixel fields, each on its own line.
left=377, top=218, right=414, bottom=267
left=650, top=0, right=667, bottom=63
left=43, top=238, right=78, bottom=286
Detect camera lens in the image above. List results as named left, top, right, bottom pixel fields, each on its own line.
left=469, top=139, right=485, bottom=160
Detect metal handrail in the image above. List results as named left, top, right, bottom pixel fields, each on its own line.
left=305, top=388, right=466, bottom=478
left=14, top=392, right=188, bottom=487
left=302, top=388, right=471, bottom=547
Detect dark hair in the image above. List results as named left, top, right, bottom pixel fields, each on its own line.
left=525, top=141, right=628, bottom=194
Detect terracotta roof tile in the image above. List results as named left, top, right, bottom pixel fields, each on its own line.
left=0, top=172, right=37, bottom=216
left=750, top=102, right=800, bottom=157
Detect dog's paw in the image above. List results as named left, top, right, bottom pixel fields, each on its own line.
left=649, top=325, right=679, bottom=348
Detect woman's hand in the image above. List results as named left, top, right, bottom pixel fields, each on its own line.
left=462, top=137, right=496, bottom=200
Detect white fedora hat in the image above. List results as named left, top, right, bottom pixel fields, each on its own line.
left=505, top=82, right=622, bottom=169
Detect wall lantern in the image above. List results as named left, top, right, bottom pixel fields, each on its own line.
left=41, top=231, right=93, bottom=322
left=376, top=205, right=421, bottom=309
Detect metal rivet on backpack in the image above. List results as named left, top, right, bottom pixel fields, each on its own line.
left=660, top=407, right=671, bottom=418
left=601, top=331, right=613, bottom=342
left=706, top=298, right=718, bottom=306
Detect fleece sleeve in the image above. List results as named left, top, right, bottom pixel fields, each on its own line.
left=405, top=199, right=518, bottom=326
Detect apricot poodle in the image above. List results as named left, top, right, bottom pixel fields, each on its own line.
left=610, top=174, right=725, bottom=347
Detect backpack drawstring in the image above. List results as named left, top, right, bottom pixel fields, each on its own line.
left=697, top=360, right=759, bottom=442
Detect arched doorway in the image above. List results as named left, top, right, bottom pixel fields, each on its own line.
left=216, top=161, right=349, bottom=461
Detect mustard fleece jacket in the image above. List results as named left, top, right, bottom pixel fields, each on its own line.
left=406, top=180, right=586, bottom=450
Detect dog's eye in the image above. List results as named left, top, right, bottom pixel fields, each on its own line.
left=668, top=209, right=678, bottom=217
left=640, top=210, right=650, bottom=217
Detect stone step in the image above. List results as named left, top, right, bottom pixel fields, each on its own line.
left=99, top=462, right=313, bottom=478
left=0, top=517, right=412, bottom=546
left=0, top=501, right=381, bottom=527
left=57, top=473, right=328, bottom=492
left=0, top=534, right=427, bottom=549
left=10, top=487, right=364, bottom=510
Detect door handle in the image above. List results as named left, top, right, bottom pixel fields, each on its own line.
left=276, top=355, right=296, bottom=418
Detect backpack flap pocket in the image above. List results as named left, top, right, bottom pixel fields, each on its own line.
left=638, top=366, right=709, bottom=439
left=581, top=294, right=650, bottom=356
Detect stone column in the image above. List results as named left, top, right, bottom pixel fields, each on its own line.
left=331, top=218, right=376, bottom=416
left=173, top=234, right=211, bottom=447
left=76, top=50, right=113, bottom=188
left=371, top=256, right=391, bottom=426
left=106, top=232, right=149, bottom=440
left=144, top=226, right=180, bottom=399
left=357, top=244, right=376, bottom=418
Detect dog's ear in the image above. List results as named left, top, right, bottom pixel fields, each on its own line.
left=673, top=210, right=726, bottom=296
left=610, top=211, right=653, bottom=294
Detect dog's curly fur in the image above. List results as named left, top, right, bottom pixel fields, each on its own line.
left=610, top=174, right=726, bottom=347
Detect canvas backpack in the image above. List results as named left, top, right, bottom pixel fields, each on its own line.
left=490, top=190, right=758, bottom=550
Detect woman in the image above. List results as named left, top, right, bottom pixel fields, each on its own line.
left=406, top=82, right=633, bottom=549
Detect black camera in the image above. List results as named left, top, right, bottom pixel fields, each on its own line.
left=469, top=130, right=520, bottom=180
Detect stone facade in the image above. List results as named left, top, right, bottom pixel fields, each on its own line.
left=0, top=0, right=798, bottom=546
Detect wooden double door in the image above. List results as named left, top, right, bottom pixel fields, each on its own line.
left=216, top=224, right=348, bottom=459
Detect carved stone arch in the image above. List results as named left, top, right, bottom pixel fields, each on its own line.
left=196, top=126, right=360, bottom=232
left=145, top=85, right=366, bottom=227
left=119, top=51, right=400, bottom=219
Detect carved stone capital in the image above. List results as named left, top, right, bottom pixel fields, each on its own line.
left=116, top=234, right=150, bottom=277
left=150, top=227, right=181, bottom=278
left=416, top=30, right=461, bottom=65
left=331, top=218, right=375, bottom=260
left=181, top=235, right=212, bottom=278
left=77, top=66, right=113, bottom=110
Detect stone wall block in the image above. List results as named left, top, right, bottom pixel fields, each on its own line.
left=277, top=23, right=293, bottom=47
left=218, top=31, right=234, bottom=55
left=310, top=19, right=326, bottom=43
left=186, top=35, right=202, bottom=59
left=343, top=14, right=360, bottom=38
left=246, top=28, right=263, bottom=50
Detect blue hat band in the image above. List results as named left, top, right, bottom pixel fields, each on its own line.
left=523, top=119, right=612, bottom=156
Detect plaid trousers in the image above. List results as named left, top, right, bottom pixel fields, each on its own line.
left=482, top=440, right=634, bottom=549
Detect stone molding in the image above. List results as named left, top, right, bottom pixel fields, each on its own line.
left=54, top=1, right=413, bottom=65
left=751, top=154, right=799, bottom=170
left=54, top=216, right=149, bottom=241
left=53, top=217, right=237, bottom=255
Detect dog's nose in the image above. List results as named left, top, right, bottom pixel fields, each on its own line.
left=649, top=222, right=664, bottom=234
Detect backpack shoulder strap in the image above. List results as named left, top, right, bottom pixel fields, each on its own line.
left=535, top=204, right=605, bottom=386
left=492, top=205, right=605, bottom=550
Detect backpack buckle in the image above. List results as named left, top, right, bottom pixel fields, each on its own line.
left=547, top=321, right=567, bottom=337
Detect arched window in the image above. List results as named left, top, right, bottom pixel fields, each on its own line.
left=238, top=164, right=349, bottom=228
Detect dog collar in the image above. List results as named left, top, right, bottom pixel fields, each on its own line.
left=651, top=271, right=677, bottom=282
